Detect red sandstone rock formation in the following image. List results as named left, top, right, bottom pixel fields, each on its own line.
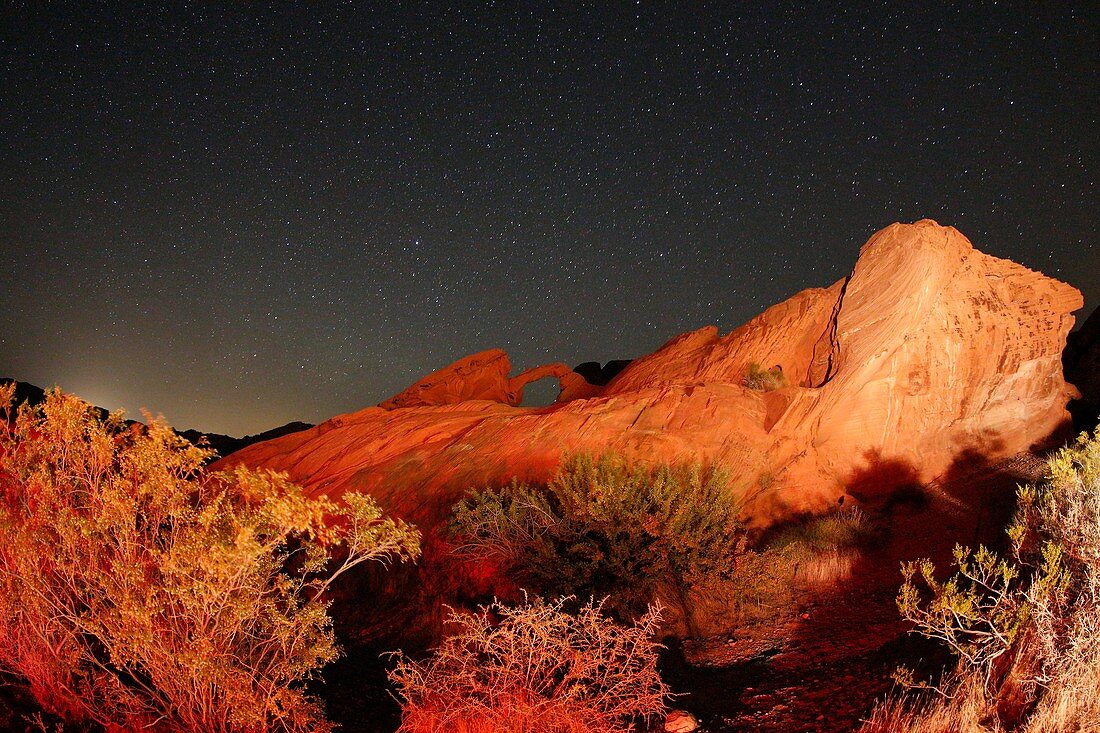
left=225, top=220, right=1080, bottom=516
left=379, top=349, right=600, bottom=409
left=216, top=220, right=1083, bottom=636
left=378, top=348, right=515, bottom=408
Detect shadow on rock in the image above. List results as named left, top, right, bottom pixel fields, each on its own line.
left=669, top=439, right=1053, bottom=733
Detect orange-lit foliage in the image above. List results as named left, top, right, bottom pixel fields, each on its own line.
left=388, top=596, right=669, bottom=733
left=450, top=454, right=744, bottom=619
left=742, top=362, right=786, bottom=392
left=0, top=385, right=420, bottom=732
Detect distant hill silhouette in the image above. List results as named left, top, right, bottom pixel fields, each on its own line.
left=176, top=422, right=316, bottom=459
left=0, top=378, right=313, bottom=459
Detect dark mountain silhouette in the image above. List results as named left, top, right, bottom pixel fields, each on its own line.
left=1065, top=305, right=1100, bottom=430
left=176, top=422, right=316, bottom=459
left=572, top=359, right=633, bottom=386
left=0, top=378, right=313, bottom=459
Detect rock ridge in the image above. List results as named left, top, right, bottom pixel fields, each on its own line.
left=225, top=219, right=1082, bottom=523
left=216, top=220, right=1083, bottom=640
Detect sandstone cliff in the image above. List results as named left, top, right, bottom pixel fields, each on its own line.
left=221, top=220, right=1080, bottom=518
left=216, top=220, right=1082, bottom=638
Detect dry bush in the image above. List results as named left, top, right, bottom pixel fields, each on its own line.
left=769, top=506, right=871, bottom=552
left=388, top=596, right=669, bottom=733
left=0, top=386, right=421, bottom=732
left=864, top=639, right=1100, bottom=733
left=742, top=362, right=787, bottom=392
left=768, top=507, right=871, bottom=590
left=1020, top=606, right=1100, bottom=732
left=675, top=507, right=873, bottom=644
left=710, top=508, right=870, bottom=624
left=862, top=430, right=1100, bottom=733
left=861, top=676, right=992, bottom=733
left=449, top=454, right=745, bottom=620
left=785, top=547, right=862, bottom=591
left=694, top=549, right=799, bottom=629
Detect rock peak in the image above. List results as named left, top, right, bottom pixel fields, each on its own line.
left=230, top=220, right=1083, bottom=518
left=218, top=220, right=1083, bottom=638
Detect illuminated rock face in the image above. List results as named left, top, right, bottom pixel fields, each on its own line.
left=217, top=220, right=1082, bottom=631
left=221, top=220, right=1081, bottom=525
left=378, top=349, right=600, bottom=409
left=377, top=348, right=515, bottom=409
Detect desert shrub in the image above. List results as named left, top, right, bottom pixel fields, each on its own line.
left=768, top=506, right=871, bottom=554
left=863, top=429, right=1100, bottom=732
left=742, top=362, right=786, bottom=391
left=388, top=595, right=669, bottom=733
left=0, top=386, right=421, bottom=732
left=860, top=676, right=993, bottom=733
left=707, top=507, right=872, bottom=629
left=449, top=454, right=745, bottom=618
left=894, top=543, right=1059, bottom=678
left=769, top=506, right=872, bottom=591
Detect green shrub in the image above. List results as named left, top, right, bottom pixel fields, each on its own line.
left=449, top=454, right=745, bottom=618
left=388, top=595, right=669, bottom=733
left=0, top=386, right=421, bottom=732
left=742, top=362, right=787, bottom=391
left=895, top=543, right=1058, bottom=676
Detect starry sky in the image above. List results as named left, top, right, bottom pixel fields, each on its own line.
left=1, top=3, right=1096, bottom=435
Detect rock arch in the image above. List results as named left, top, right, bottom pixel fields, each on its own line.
left=507, top=364, right=601, bottom=405
left=379, top=349, right=603, bottom=409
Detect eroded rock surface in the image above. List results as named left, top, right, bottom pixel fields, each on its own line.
left=378, top=348, right=515, bottom=409
left=217, top=220, right=1083, bottom=639
left=379, top=349, right=601, bottom=408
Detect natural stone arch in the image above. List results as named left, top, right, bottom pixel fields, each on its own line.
left=507, top=364, right=601, bottom=406
left=515, top=374, right=563, bottom=407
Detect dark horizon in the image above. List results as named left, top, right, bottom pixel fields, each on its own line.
left=2, top=4, right=1096, bottom=435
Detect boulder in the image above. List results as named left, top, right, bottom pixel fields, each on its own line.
left=664, top=710, right=699, bottom=733
left=379, top=349, right=515, bottom=409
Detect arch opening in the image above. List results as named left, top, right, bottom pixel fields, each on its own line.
left=519, top=376, right=562, bottom=407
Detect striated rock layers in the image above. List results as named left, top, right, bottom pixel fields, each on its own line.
left=217, top=220, right=1083, bottom=636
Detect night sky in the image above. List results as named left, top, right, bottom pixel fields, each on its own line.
left=1, top=4, right=1096, bottom=435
